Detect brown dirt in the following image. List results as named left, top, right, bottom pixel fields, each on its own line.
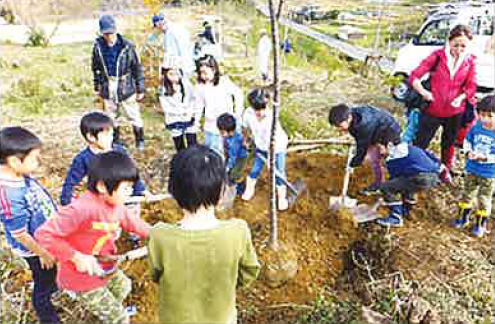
left=115, top=152, right=383, bottom=323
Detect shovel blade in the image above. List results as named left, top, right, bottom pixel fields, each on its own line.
left=350, top=202, right=382, bottom=223
left=329, top=195, right=357, bottom=211
left=287, top=178, right=307, bottom=207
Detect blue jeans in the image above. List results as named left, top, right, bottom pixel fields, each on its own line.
left=204, top=132, right=224, bottom=158
left=249, top=149, right=286, bottom=186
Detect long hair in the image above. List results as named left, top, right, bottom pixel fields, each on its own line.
left=161, top=67, right=185, bottom=101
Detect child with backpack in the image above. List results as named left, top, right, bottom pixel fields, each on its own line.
left=0, top=127, right=60, bottom=324
left=241, top=88, right=290, bottom=210
left=36, top=151, right=150, bottom=324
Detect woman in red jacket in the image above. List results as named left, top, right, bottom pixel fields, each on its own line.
left=410, top=24, right=477, bottom=176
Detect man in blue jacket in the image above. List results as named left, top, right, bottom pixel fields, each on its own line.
left=92, top=15, right=146, bottom=150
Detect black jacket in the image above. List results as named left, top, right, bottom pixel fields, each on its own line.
left=349, top=106, right=401, bottom=167
left=92, top=34, right=145, bottom=102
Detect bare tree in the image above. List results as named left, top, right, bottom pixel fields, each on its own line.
left=267, top=0, right=285, bottom=249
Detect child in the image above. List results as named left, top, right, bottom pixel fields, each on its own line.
left=217, top=113, right=248, bottom=195
left=195, top=54, right=243, bottom=157
left=241, top=88, right=290, bottom=210
left=375, top=138, right=444, bottom=227
left=0, top=127, right=60, bottom=324
left=159, top=55, right=199, bottom=151
left=60, top=111, right=147, bottom=206
left=453, top=95, right=495, bottom=237
left=36, top=151, right=150, bottom=324
left=148, top=145, right=259, bottom=324
left=328, top=104, right=401, bottom=196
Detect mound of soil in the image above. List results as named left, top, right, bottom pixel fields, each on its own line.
left=120, top=153, right=380, bottom=323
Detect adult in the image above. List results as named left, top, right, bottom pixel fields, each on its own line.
left=149, top=13, right=195, bottom=77
left=256, top=30, right=272, bottom=82
left=410, top=24, right=477, bottom=176
left=92, top=15, right=146, bottom=150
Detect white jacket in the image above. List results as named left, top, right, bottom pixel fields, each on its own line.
left=242, top=107, right=288, bottom=153
left=195, top=76, right=244, bottom=134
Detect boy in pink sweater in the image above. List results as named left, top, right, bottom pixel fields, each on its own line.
left=36, top=151, right=150, bottom=324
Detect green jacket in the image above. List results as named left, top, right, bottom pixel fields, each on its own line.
left=148, top=218, right=260, bottom=323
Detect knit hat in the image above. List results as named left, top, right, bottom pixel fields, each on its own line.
left=152, top=13, right=165, bottom=27
left=99, top=15, right=116, bottom=34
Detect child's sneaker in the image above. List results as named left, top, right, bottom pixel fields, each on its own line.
left=376, top=215, right=403, bottom=227
left=358, top=183, right=381, bottom=196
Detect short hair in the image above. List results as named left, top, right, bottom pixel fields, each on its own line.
left=449, top=24, right=473, bottom=41
left=88, top=151, right=139, bottom=195
left=80, top=112, right=113, bottom=142
left=248, top=88, right=269, bottom=110
left=0, top=127, right=42, bottom=164
left=477, top=95, right=495, bottom=113
left=196, top=54, right=220, bottom=86
left=168, top=145, right=225, bottom=212
left=328, top=104, right=350, bottom=126
left=217, top=113, right=236, bottom=132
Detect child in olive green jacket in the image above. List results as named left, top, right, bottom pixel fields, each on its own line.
left=148, top=145, right=260, bottom=324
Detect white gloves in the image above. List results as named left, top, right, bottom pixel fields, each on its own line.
left=72, top=251, right=104, bottom=277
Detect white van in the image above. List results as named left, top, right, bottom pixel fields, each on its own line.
left=391, top=5, right=494, bottom=101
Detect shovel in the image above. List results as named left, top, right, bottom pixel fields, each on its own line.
left=256, top=153, right=307, bottom=207
left=329, top=146, right=382, bottom=223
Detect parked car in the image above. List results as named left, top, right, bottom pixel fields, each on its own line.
left=292, top=5, right=334, bottom=24
left=391, top=5, right=494, bottom=102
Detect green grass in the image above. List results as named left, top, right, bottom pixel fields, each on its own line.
left=1, top=43, right=94, bottom=116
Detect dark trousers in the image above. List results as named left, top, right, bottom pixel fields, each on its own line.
left=413, top=112, right=463, bottom=170
left=380, top=173, right=440, bottom=203
left=24, top=256, right=60, bottom=324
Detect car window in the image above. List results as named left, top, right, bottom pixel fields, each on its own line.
left=417, top=19, right=453, bottom=46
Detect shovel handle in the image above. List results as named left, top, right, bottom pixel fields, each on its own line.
left=255, top=153, right=299, bottom=195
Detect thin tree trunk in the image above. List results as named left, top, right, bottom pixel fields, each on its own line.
left=267, top=0, right=284, bottom=249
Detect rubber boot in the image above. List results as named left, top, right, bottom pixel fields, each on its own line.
left=173, top=135, right=186, bottom=151
left=186, top=133, right=197, bottom=147
left=376, top=202, right=404, bottom=227
left=277, top=185, right=289, bottom=211
left=452, top=202, right=472, bottom=229
left=113, top=126, right=124, bottom=146
left=471, top=210, right=488, bottom=238
left=133, top=126, right=145, bottom=151
left=241, top=177, right=257, bottom=201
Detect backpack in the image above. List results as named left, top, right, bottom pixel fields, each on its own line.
left=404, top=53, right=440, bottom=112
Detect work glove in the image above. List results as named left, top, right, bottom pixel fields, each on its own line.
left=72, top=251, right=104, bottom=277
